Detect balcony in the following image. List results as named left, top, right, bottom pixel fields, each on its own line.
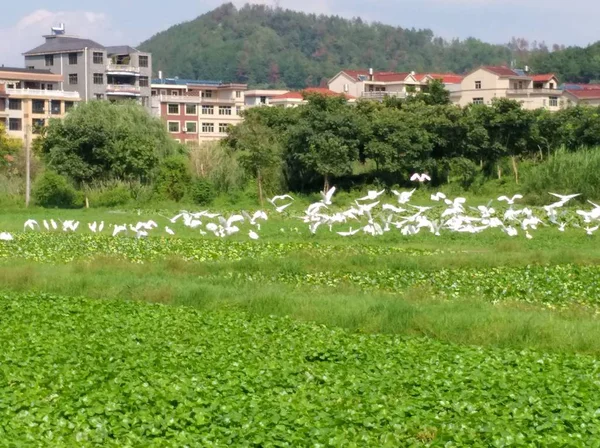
left=360, top=91, right=406, bottom=100
left=156, top=94, right=201, bottom=103
left=6, top=88, right=80, bottom=99
left=106, top=84, right=141, bottom=96
left=106, top=64, right=140, bottom=75
left=506, top=88, right=562, bottom=96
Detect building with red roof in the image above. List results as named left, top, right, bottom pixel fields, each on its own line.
left=327, top=68, right=462, bottom=101
left=270, top=88, right=355, bottom=107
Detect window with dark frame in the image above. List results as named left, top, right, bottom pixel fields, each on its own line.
left=93, top=52, right=104, bottom=64
left=139, top=55, right=149, bottom=68
left=45, top=55, right=54, bottom=66
left=93, top=73, right=103, bottom=85
left=69, top=74, right=78, bottom=85
left=68, top=53, right=78, bottom=65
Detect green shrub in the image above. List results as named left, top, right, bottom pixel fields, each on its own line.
left=154, top=156, right=192, bottom=202
left=94, top=185, right=131, bottom=207
left=190, top=178, right=216, bottom=205
left=33, top=171, right=82, bottom=208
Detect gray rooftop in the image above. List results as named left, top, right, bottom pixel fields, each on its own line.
left=23, top=36, right=105, bottom=55
left=0, top=66, right=55, bottom=75
left=106, top=45, right=142, bottom=56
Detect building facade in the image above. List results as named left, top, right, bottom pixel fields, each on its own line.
left=244, top=89, right=290, bottom=107
left=151, top=77, right=247, bottom=144
left=0, top=67, right=80, bottom=140
left=328, top=69, right=463, bottom=100
left=452, top=66, right=562, bottom=110
left=23, top=26, right=151, bottom=108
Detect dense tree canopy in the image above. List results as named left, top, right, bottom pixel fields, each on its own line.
left=38, top=101, right=183, bottom=185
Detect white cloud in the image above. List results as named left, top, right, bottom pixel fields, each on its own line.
left=0, top=9, right=123, bottom=67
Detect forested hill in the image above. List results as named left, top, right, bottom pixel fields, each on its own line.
left=139, top=3, right=514, bottom=88
left=139, top=3, right=599, bottom=88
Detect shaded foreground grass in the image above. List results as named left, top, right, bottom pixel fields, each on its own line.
left=3, top=258, right=600, bottom=355
left=2, top=291, right=600, bottom=446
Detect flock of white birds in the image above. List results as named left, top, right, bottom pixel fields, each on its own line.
left=1, top=174, right=599, bottom=242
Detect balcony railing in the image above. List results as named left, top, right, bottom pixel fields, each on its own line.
left=106, top=64, right=140, bottom=74
left=360, top=91, right=407, bottom=100
left=6, top=88, right=80, bottom=99
left=506, top=88, right=562, bottom=95
left=106, top=84, right=141, bottom=95
left=153, top=94, right=238, bottom=104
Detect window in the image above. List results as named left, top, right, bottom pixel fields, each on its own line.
left=51, top=101, right=61, bottom=115
left=168, top=121, right=180, bottom=133
left=27, top=66, right=34, bottom=70
left=202, top=90, right=213, bottom=98
left=219, top=106, right=232, bottom=116
left=475, top=81, right=481, bottom=90
left=160, top=89, right=167, bottom=95
left=45, top=55, right=54, bottom=66
left=235, top=91, right=242, bottom=98
left=93, top=52, right=103, bottom=64
left=95, top=94, right=104, bottom=100
left=549, top=96, right=558, bottom=107
left=139, top=76, right=149, bottom=87
left=201, top=122, right=214, bottom=133
left=236, top=106, right=242, bottom=115
left=185, top=122, right=197, bottom=133
left=549, top=83, right=555, bottom=90
left=32, top=119, right=45, bottom=134
left=64, top=102, right=75, bottom=112
left=8, top=118, right=22, bottom=131
left=171, top=90, right=179, bottom=96
left=8, top=99, right=21, bottom=110
left=46, top=84, right=53, bottom=91
left=260, top=96, right=267, bottom=104
left=93, top=73, right=103, bottom=85
left=139, top=55, right=149, bottom=68
left=32, top=99, right=45, bottom=114
left=167, top=103, right=180, bottom=115
left=186, top=104, right=197, bottom=115
left=472, top=98, right=484, bottom=105
left=68, top=53, right=78, bottom=65
left=202, top=105, right=214, bottom=115
left=219, top=123, right=228, bottom=133
left=151, top=90, right=157, bottom=96
left=69, top=74, right=78, bottom=85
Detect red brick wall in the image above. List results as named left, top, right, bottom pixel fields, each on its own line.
left=160, top=101, right=199, bottom=143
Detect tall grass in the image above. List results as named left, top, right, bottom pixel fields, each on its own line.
left=188, top=141, right=246, bottom=193
left=525, top=147, right=600, bottom=202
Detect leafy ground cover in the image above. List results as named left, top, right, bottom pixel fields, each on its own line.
left=2, top=291, right=600, bottom=447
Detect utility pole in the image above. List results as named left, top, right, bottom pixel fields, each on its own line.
left=25, top=124, right=31, bottom=207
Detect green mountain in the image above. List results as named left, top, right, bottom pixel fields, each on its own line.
left=139, top=3, right=596, bottom=88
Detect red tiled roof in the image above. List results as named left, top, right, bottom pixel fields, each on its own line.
left=273, top=87, right=355, bottom=100
left=427, top=73, right=464, bottom=84
left=531, top=74, right=556, bottom=82
left=482, top=66, right=520, bottom=77
left=565, top=89, right=600, bottom=99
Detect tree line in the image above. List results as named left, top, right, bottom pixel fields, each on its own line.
left=226, top=82, right=600, bottom=201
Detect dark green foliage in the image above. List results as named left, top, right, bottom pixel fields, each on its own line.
left=39, top=101, right=183, bottom=185
left=189, top=178, right=216, bottom=205
left=33, top=171, right=82, bottom=209
left=93, top=185, right=131, bottom=208
left=154, top=156, right=191, bottom=202
left=139, top=4, right=514, bottom=88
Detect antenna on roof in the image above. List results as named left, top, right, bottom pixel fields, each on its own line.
left=51, top=23, right=65, bottom=35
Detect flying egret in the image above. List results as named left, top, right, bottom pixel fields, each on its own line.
left=24, top=219, right=39, bottom=231
left=268, top=194, right=294, bottom=206
left=430, top=192, right=446, bottom=202
left=410, top=173, right=431, bottom=182
left=320, top=187, right=336, bottom=205
left=391, top=189, right=416, bottom=204
left=165, top=226, right=175, bottom=235
left=498, top=194, right=523, bottom=205
left=0, top=232, right=13, bottom=241
left=357, top=189, right=385, bottom=201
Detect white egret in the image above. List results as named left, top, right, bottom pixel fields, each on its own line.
left=498, top=194, right=523, bottom=205
left=165, top=226, right=175, bottom=235
left=248, top=230, right=259, bottom=240
left=0, top=232, right=13, bottom=241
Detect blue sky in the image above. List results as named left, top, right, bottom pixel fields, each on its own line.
left=1, top=0, right=597, bottom=67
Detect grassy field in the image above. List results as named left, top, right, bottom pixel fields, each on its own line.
left=1, top=205, right=600, bottom=445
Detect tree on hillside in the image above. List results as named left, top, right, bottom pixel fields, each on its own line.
left=39, top=101, right=184, bottom=185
